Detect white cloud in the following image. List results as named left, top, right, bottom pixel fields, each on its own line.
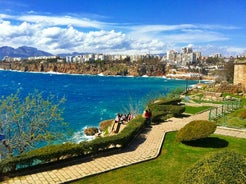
left=194, top=45, right=246, bottom=56
left=225, top=47, right=246, bottom=55
left=0, top=13, right=13, bottom=19
left=128, top=24, right=230, bottom=45
left=19, top=15, right=105, bottom=28
left=0, top=13, right=244, bottom=56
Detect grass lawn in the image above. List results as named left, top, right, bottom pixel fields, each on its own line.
left=73, top=132, right=246, bottom=184
left=216, top=108, right=246, bottom=128
left=222, top=93, right=246, bottom=106
left=184, top=105, right=212, bottom=114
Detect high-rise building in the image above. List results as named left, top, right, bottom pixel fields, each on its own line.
left=167, top=50, right=178, bottom=62
left=181, top=47, right=193, bottom=54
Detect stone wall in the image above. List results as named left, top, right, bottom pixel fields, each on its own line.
left=234, top=61, right=246, bottom=92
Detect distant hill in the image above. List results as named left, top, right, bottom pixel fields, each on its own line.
left=0, top=46, right=53, bottom=60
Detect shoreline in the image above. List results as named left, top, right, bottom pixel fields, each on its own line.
left=0, top=68, right=212, bottom=143
left=0, top=68, right=214, bottom=81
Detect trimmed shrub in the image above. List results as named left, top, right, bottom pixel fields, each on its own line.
left=152, top=97, right=182, bottom=106
left=168, top=106, right=185, bottom=117
left=180, top=151, right=246, bottom=184
left=176, top=120, right=216, bottom=142
left=148, top=98, right=185, bottom=123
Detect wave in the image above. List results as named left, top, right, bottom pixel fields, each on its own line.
left=200, top=79, right=215, bottom=83
left=142, top=75, right=149, bottom=77
left=69, top=126, right=96, bottom=143
left=97, top=73, right=104, bottom=76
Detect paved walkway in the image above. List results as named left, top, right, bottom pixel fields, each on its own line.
left=2, top=111, right=246, bottom=184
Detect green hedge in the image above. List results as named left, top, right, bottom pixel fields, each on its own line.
left=0, top=115, right=145, bottom=174
left=176, top=120, right=217, bottom=142
left=151, top=97, right=182, bottom=105
left=180, top=151, right=246, bottom=184
left=148, top=98, right=185, bottom=123
left=0, top=98, right=183, bottom=175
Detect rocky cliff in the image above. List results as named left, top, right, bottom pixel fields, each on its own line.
left=0, top=60, right=167, bottom=76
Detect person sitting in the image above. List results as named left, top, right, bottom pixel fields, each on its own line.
left=115, top=113, right=120, bottom=123
left=144, top=109, right=151, bottom=126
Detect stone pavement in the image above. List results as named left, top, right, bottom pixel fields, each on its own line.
left=2, top=111, right=246, bottom=184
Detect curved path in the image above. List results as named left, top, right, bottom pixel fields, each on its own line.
left=3, top=111, right=246, bottom=184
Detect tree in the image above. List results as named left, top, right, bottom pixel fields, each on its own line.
left=0, top=90, right=67, bottom=158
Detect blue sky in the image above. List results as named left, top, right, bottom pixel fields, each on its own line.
left=0, top=0, right=245, bottom=56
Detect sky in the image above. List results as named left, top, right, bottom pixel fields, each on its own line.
left=0, top=0, right=246, bottom=56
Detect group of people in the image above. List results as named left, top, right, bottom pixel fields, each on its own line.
left=114, top=113, right=134, bottom=124
left=114, top=109, right=152, bottom=126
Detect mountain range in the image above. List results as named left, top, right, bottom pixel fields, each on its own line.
left=0, top=46, right=53, bottom=60
left=0, top=46, right=166, bottom=61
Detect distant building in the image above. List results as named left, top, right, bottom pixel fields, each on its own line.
left=95, top=54, right=106, bottom=61
left=213, top=53, right=222, bottom=58
left=182, top=53, right=195, bottom=65
left=194, top=51, right=201, bottom=61
left=181, top=47, right=193, bottom=54
left=2, top=56, right=22, bottom=62
left=130, top=55, right=145, bottom=62
left=27, top=56, right=58, bottom=60
left=167, top=50, right=178, bottom=63
left=166, top=47, right=200, bottom=65
left=66, top=56, right=73, bottom=62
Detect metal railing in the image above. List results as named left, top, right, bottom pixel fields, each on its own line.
left=209, top=99, right=241, bottom=125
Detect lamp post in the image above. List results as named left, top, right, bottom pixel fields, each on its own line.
left=185, top=78, right=189, bottom=94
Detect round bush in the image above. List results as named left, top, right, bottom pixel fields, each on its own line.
left=180, top=151, right=246, bottom=184
left=176, top=120, right=216, bottom=142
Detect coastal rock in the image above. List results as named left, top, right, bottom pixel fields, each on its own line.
left=99, top=120, right=113, bottom=131
left=84, top=127, right=99, bottom=136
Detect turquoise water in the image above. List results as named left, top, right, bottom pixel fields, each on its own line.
left=0, top=70, right=198, bottom=143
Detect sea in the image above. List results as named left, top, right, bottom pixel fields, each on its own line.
left=0, top=70, right=199, bottom=143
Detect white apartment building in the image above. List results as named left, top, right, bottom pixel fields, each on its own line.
left=167, top=47, right=200, bottom=65
left=181, top=47, right=193, bottom=54
left=27, top=56, right=59, bottom=60
left=167, top=50, right=178, bottom=62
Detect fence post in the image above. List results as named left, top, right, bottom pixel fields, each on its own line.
left=223, top=111, right=226, bottom=126
left=237, top=99, right=241, bottom=108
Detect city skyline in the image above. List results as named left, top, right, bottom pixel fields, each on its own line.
left=0, top=0, right=246, bottom=56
